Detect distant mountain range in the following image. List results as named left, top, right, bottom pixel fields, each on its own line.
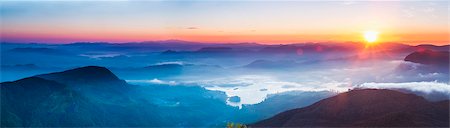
left=3, top=41, right=448, bottom=55
left=252, top=89, right=449, bottom=127
left=8, top=47, right=70, bottom=55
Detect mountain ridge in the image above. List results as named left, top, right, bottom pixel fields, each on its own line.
left=1, top=66, right=238, bottom=127
left=252, top=89, right=449, bottom=127
left=35, top=66, right=127, bottom=86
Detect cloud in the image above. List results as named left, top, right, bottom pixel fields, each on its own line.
left=423, top=7, right=435, bottom=13
left=402, top=7, right=416, bottom=18
left=186, top=73, right=449, bottom=107
left=342, top=1, right=356, bottom=5
left=154, top=61, right=184, bottom=66
left=184, top=75, right=352, bottom=107
left=418, top=73, right=440, bottom=78
left=127, top=59, right=446, bottom=107
left=126, top=78, right=177, bottom=85
left=186, top=27, right=198, bottom=29
left=359, top=81, right=450, bottom=94
left=79, top=53, right=123, bottom=59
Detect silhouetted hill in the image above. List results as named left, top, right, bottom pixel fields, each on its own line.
left=0, top=75, right=163, bottom=127
left=404, top=50, right=449, bottom=66
left=1, top=77, right=66, bottom=102
left=36, top=66, right=127, bottom=86
left=252, top=89, right=449, bottom=127
left=1, top=66, right=238, bottom=127
left=1, top=77, right=74, bottom=126
left=236, top=91, right=335, bottom=123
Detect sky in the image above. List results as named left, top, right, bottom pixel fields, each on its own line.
left=0, top=1, right=448, bottom=45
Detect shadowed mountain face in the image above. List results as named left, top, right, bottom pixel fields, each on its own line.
left=1, top=67, right=159, bottom=127
left=252, top=89, right=449, bottom=127
left=1, top=77, right=66, bottom=109
left=404, top=50, right=449, bottom=66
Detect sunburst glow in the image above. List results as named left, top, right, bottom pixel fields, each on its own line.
left=364, top=31, right=379, bottom=43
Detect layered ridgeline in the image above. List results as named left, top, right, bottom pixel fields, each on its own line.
left=1, top=66, right=331, bottom=127
left=1, top=66, right=235, bottom=127
left=252, top=89, right=449, bottom=127
left=3, top=66, right=449, bottom=127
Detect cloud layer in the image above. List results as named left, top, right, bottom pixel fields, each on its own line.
left=359, top=81, right=450, bottom=95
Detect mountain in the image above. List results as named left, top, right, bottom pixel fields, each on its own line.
left=36, top=66, right=127, bottom=86
left=196, top=47, right=233, bottom=53
left=235, top=91, right=335, bottom=123
left=252, top=89, right=449, bottom=127
left=0, top=77, right=102, bottom=126
left=1, top=77, right=66, bottom=108
left=58, top=40, right=264, bottom=53
left=244, top=60, right=299, bottom=69
left=1, top=66, right=156, bottom=127
left=1, top=66, right=237, bottom=127
left=7, top=47, right=70, bottom=55
left=258, top=43, right=362, bottom=54
left=399, top=50, right=449, bottom=74
left=404, top=49, right=449, bottom=66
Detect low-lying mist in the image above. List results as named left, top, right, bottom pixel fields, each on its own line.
left=1, top=42, right=448, bottom=125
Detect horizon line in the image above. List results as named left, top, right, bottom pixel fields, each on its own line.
left=1, top=40, right=448, bottom=47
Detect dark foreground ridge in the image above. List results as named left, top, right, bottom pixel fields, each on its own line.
left=252, top=89, right=449, bottom=127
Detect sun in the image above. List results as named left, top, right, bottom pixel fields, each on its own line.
left=363, top=30, right=379, bottom=43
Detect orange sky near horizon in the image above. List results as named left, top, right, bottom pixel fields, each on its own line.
left=1, top=1, right=448, bottom=45
left=3, top=30, right=448, bottom=45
